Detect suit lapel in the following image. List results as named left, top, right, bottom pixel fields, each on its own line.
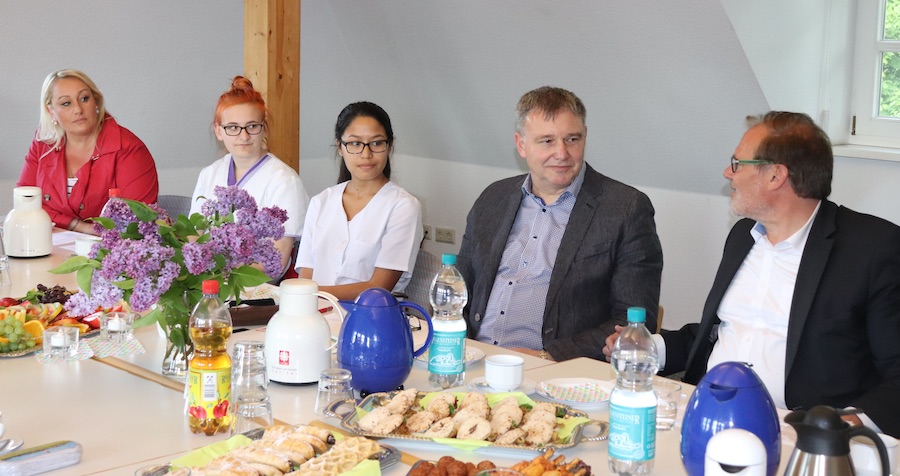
left=785, top=201, right=836, bottom=378
left=544, top=165, right=601, bottom=321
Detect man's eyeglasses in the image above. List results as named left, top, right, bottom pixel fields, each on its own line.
left=730, top=155, right=773, bottom=173
left=222, top=123, right=265, bottom=136
left=340, top=140, right=389, bottom=154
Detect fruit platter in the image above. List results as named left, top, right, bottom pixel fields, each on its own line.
left=0, top=284, right=119, bottom=357
left=331, top=389, right=609, bottom=453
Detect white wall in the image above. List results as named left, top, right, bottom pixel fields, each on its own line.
left=0, top=1, right=242, bottom=215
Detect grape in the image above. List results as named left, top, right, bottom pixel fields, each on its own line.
left=8, top=334, right=19, bottom=344
left=34, top=284, right=72, bottom=305
left=0, top=343, right=7, bottom=352
left=3, top=325, right=12, bottom=335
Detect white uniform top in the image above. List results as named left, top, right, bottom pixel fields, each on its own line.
left=189, top=153, right=310, bottom=238
left=296, top=181, right=423, bottom=293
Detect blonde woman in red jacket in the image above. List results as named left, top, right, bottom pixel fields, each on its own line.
left=17, top=69, right=158, bottom=235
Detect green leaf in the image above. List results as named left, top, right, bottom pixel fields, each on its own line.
left=122, top=222, right=143, bottom=240
left=134, top=308, right=162, bottom=329
left=91, top=216, right=116, bottom=230
left=113, top=278, right=135, bottom=291
left=76, top=266, right=94, bottom=295
left=124, top=199, right=160, bottom=222
left=49, top=256, right=93, bottom=274
left=229, top=266, right=271, bottom=288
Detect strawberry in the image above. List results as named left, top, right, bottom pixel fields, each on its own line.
left=0, top=297, right=20, bottom=307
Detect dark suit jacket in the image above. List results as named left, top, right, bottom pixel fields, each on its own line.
left=662, top=200, right=900, bottom=437
left=457, top=164, right=663, bottom=361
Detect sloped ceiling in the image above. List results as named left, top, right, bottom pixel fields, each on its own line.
left=300, top=1, right=770, bottom=195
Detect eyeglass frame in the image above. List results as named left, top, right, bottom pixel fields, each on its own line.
left=339, top=139, right=389, bottom=154
left=730, top=155, right=774, bottom=173
left=221, top=123, right=265, bottom=136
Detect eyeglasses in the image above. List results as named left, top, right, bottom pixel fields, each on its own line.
left=730, top=155, right=773, bottom=173
left=221, top=123, right=264, bottom=136
left=340, top=140, right=389, bottom=154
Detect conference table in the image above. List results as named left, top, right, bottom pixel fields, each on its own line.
left=0, top=233, right=797, bottom=475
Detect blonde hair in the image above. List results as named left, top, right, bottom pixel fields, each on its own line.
left=38, top=69, right=107, bottom=148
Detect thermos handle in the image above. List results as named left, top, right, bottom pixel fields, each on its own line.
left=315, top=291, right=344, bottom=351
left=849, top=426, right=891, bottom=476
left=400, top=301, right=433, bottom=358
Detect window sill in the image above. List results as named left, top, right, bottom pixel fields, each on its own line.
left=833, top=144, right=900, bottom=162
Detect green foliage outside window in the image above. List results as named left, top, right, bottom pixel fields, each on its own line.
left=880, top=0, right=900, bottom=117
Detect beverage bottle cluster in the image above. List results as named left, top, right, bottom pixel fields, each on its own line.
left=608, top=306, right=659, bottom=475
left=186, top=280, right=234, bottom=435
left=427, top=253, right=468, bottom=389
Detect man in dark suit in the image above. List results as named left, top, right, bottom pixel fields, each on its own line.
left=604, top=111, right=900, bottom=437
left=457, top=86, right=663, bottom=362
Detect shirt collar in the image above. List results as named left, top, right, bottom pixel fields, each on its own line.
left=520, top=164, right=587, bottom=205
left=750, top=200, right=822, bottom=249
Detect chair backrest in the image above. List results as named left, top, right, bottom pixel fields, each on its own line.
left=157, top=194, right=192, bottom=219
left=403, top=249, right=442, bottom=315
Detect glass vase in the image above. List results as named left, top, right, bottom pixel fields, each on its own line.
left=161, top=323, right=194, bottom=378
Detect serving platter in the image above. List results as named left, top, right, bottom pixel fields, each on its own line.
left=0, top=329, right=99, bottom=358
left=330, top=390, right=609, bottom=453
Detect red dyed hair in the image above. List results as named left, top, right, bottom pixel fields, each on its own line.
left=213, top=76, right=269, bottom=127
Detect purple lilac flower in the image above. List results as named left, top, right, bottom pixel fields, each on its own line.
left=254, top=238, right=283, bottom=278
left=64, top=275, right=125, bottom=315
left=182, top=241, right=216, bottom=275
left=99, top=198, right=139, bottom=231
left=238, top=207, right=286, bottom=241
left=202, top=186, right=257, bottom=217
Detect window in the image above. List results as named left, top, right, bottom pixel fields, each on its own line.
left=850, top=0, right=900, bottom=147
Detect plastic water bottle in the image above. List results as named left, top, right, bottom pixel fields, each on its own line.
left=186, top=280, right=234, bottom=435
left=609, top=307, right=659, bottom=475
left=99, top=188, right=122, bottom=217
left=427, top=253, right=468, bottom=389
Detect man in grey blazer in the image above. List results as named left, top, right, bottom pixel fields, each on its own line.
left=457, top=86, right=663, bottom=362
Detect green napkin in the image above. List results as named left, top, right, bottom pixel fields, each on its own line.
left=170, top=434, right=253, bottom=467
left=340, top=458, right=382, bottom=476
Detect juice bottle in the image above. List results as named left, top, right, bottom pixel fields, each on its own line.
left=186, top=279, right=233, bottom=435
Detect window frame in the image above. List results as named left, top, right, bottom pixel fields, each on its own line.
left=849, top=0, right=900, bottom=148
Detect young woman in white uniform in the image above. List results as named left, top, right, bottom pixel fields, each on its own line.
left=297, top=102, right=422, bottom=300
left=190, top=76, right=309, bottom=279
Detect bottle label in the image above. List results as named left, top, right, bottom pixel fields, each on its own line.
left=608, top=402, right=656, bottom=461
left=428, top=330, right=466, bottom=375
left=187, top=368, right=231, bottom=420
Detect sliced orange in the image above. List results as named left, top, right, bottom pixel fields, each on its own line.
left=23, top=320, right=45, bottom=344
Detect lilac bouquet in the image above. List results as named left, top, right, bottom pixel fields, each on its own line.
left=51, top=186, right=286, bottom=371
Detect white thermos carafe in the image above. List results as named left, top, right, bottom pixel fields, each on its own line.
left=4, top=186, right=52, bottom=257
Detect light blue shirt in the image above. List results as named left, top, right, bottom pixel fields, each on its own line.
left=476, top=166, right=586, bottom=350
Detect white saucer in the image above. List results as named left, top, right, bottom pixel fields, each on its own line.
left=468, top=377, right=537, bottom=395
left=415, top=347, right=486, bottom=366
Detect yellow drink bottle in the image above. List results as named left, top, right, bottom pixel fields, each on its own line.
left=186, top=280, right=233, bottom=435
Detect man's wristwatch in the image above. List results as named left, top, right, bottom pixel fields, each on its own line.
left=538, top=349, right=552, bottom=360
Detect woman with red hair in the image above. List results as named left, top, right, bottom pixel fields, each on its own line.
left=190, top=76, right=309, bottom=279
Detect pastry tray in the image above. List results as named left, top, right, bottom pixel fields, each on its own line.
left=327, top=390, right=609, bottom=453
left=163, top=426, right=400, bottom=473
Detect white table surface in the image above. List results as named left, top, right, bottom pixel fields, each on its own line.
left=2, top=239, right=799, bottom=475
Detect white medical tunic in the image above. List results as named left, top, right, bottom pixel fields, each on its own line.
left=190, top=153, right=310, bottom=238
left=296, top=181, right=423, bottom=293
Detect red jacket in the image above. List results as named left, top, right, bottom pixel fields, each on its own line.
left=17, top=117, right=159, bottom=227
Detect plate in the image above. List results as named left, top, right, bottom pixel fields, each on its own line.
left=415, top=346, right=486, bottom=365
left=335, top=390, right=609, bottom=452
left=536, top=378, right=612, bottom=410
left=468, top=377, right=537, bottom=395
left=0, top=329, right=100, bottom=358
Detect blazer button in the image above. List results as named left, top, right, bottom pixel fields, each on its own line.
left=544, top=328, right=553, bottom=334
left=474, top=313, right=482, bottom=322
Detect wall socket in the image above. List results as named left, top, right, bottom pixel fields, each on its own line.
left=435, top=227, right=456, bottom=244
left=423, top=224, right=433, bottom=240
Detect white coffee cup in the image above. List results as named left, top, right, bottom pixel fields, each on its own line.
left=75, top=235, right=101, bottom=257
left=484, top=354, right=524, bottom=392
left=850, top=433, right=898, bottom=475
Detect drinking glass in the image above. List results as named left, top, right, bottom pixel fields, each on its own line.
left=232, top=341, right=268, bottom=402
left=232, top=399, right=273, bottom=435
left=314, top=368, right=354, bottom=416
left=653, top=378, right=682, bottom=430
left=0, top=226, right=10, bottom=288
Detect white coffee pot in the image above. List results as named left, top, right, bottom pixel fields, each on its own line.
left=4, top=186, right=52, bottom=257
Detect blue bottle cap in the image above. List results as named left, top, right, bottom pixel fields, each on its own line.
left=441, top=254, right=457, bottom=265
left=627, top=307, right=646, bottom=323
